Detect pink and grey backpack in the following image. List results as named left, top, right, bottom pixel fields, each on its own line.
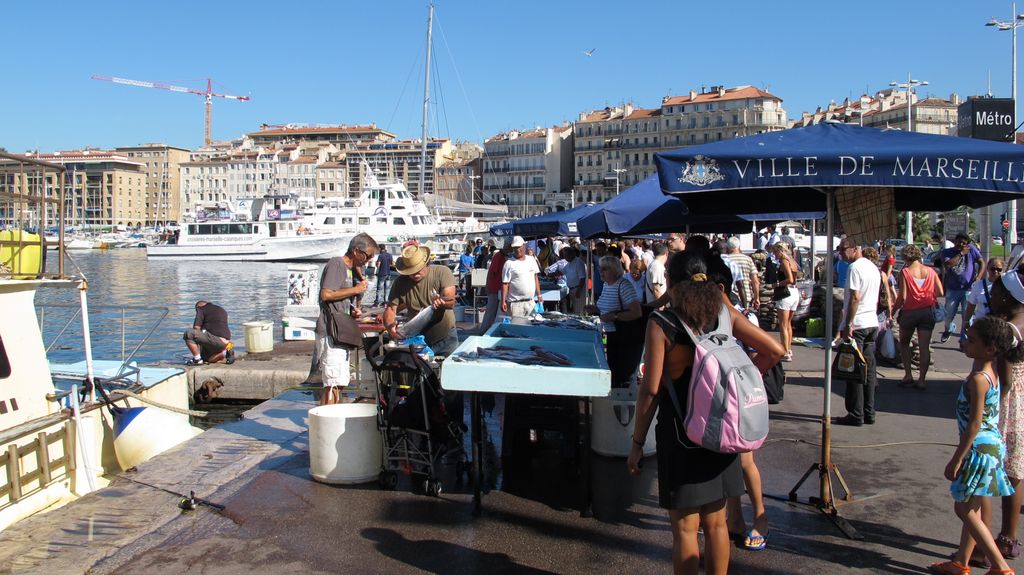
left=658, top=307, right=769, bottom=453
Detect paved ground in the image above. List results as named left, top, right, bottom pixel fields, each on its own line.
left=0, top=331, right=1015, bottom=574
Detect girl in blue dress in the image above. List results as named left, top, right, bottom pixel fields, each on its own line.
left=930, top=316, right=1017, bottom=575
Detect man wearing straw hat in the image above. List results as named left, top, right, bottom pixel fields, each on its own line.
left=383, top=243, right=459, bottom=356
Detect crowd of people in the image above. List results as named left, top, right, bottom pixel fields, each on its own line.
left=183, top=224, right=1024, bottom=575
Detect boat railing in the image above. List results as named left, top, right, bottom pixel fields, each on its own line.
left=0, top=419, right=76, bottom=508
left=38, top=302, right=170, bottom=389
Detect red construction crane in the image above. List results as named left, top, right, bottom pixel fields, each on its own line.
left=91, top=75, right=250, bottom=146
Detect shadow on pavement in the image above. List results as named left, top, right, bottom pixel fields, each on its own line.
left=362, top=527, right=558, bottom=574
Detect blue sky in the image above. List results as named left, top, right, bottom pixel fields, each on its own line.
left=2, top=0, right=1021, bottom=152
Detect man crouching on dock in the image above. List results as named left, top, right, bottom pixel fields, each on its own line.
left=316, top=233, right=378, bottom=405
left=184, top=301, right=234, bottom=366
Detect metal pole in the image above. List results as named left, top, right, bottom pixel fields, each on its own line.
left=906, top=74, right=914, bottom=244
left=1011, top=0, right=1019, bottom=249
left=418, top=3, right=434, bottom=199
left=820, top=190, right=836, bottom=507
left=78, top=280, right=95, bottom=402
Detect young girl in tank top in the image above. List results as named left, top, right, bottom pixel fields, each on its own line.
left=929, top=316, right=1016, bottom=575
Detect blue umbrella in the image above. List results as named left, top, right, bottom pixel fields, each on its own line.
left=490, top=203, right=603, bottom=239
left=577, top=174, right=823, bottom=239
left=654, top=123, right=1024, bottom=525
left=655, top=122, right=1024, bottom=213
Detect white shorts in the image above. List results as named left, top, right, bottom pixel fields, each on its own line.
left=775, top=286, right=800, bottom=311
left=315, top=336, right=351, bottom=388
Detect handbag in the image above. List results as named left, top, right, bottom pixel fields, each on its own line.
left=932, top=303, right=945, bottom=324
left=831, top=338, right=867, bottom=383
left=322, top=301, right=362, bottom=348
left=772, top=285, right=790, bottom=301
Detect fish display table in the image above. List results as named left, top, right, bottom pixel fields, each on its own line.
left=441, top=322, right=610, bottom=517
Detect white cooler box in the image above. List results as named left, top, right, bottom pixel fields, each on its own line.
left=282, top=316, right=317, bottom=341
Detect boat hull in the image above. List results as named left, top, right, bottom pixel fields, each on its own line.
left=146, top=234, right=350, bottom=261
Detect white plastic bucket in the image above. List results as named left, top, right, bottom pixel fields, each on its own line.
left=308, top=403, right=382, bottom=484
left=243, top=320, right=274, bottom=353
left=591, top=387, right=656, bottom=458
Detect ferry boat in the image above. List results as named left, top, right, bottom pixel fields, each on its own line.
left=147, top=195, right=350, bottom=262
left=0, top=152, right=200, bottom=531
left=299, top=168, right=439, bottom=244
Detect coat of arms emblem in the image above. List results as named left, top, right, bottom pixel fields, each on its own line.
left=678, top=155, right=725, bottom=186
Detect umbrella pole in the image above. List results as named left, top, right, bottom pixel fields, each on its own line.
left=786, top=189, right=862, bottom=540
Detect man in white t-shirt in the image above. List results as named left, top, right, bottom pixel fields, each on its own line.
left=645, top=243, right=668, bottom=305
left=965, top=257, right=1004, bottom=327
left=501, top=236, right=542, bottom=318
left=835, top=240, right=880, bottom=426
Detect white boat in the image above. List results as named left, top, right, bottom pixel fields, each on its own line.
left=0, top=152, right=200, bottom=531
left=147, top=195, right=350, bottom=261
left=299, top=166, right=440, bottom=244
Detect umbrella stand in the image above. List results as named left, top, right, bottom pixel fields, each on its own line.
left=785, top=188, right=862, bottom=540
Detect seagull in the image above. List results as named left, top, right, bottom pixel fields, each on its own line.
left=583, top=48, right=596, bottom=57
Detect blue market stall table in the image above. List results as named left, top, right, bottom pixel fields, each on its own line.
left=440, top=320, right=610, bottom=516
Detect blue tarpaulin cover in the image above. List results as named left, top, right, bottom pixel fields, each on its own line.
left=490, top=203, right=604, bottom=238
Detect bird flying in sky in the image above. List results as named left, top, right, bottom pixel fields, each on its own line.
left=583, top=48, right=596, bottom=57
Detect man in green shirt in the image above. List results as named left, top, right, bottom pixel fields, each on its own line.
left=383, top=244, right=459, bottom=355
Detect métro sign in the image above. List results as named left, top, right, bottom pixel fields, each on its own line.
left=958, top=97, right=1015, bottom=142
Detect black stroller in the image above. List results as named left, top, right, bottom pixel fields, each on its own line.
left=366, top=341, right=466, bottom=496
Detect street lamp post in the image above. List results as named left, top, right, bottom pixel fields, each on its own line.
left=464, top=174, right=480, bottom=206
left=890, top=73, right=929, bottom=244
left=608, top=167, right=627, bottom=198
left=986, top=3, right=1024, bottom=248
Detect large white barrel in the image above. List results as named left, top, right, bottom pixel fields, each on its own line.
left=113, top=407, right=202, bottom=470
left=243, top=320, right=274, bottom=353
left=591, top=387, right=656, bottom=458
left=308, top=403, right=382, bottom=484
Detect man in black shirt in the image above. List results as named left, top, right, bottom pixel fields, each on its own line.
left=184, top=301, right=234, bottom=365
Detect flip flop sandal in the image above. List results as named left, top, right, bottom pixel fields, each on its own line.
left=898, top=378, right=915, bottom=388
left=743, top=529, right=767, bottom=551
left=927, top=560, right=970, bottom=575
left=950, top=549, right=990, bottom=569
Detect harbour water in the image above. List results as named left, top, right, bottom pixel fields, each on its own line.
left=38, top=249, right=303, bottom=365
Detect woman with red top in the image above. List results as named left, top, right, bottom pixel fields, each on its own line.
left=881, top=244, right=897, bottom=276
left=894, top=244, right=945, bottom=389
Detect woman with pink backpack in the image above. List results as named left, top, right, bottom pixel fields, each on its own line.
left=627, top=252, right=783, bottom=575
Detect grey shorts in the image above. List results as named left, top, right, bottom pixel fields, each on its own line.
left=183, top=328, right=227, bottom=356
left=898, top=306, right=936, bottom=333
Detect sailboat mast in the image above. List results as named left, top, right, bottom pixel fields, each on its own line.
left=419, top=2, right=433, bottom=199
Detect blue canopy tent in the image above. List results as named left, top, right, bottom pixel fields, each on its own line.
left=576, top=174, right=824, bottom=239
left=490, top=203, right=603, bottom=239
left=654, top=123, right=1024, bottom=534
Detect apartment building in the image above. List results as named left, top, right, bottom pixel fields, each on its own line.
left=180, top=155, right=230, bottom=217
left=863, top=95, right=959, bottom=135
left=345, top=138, right=453, bottom=196
left=114, top=144, right=190, bottom=225
left=25, top=150, right=146, bottom=227
left=436, top=157, right=481, bottom=204
left=315, top=161, right=349, bottom=199
left=247, top=124, right=395, bottom=148
left=483, top=125, right=574, bottom=218
left=572, top=85, right=786, bottom=205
